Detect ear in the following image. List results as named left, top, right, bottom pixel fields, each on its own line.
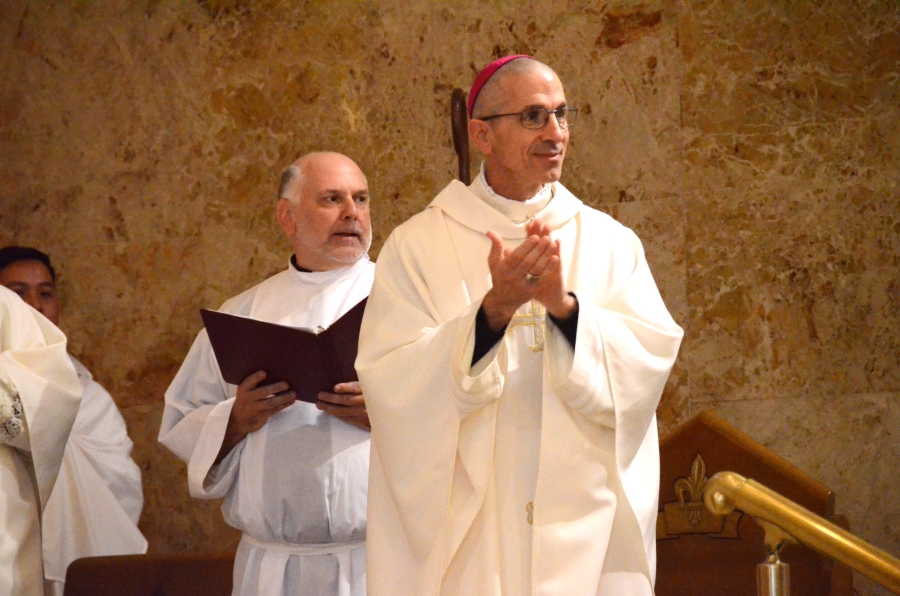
left=276, top=198, right=296, bottom=235
left=468, top=118, right=493, bottom=156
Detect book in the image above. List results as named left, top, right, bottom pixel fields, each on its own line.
left=200, top=298, right=367, bottom=404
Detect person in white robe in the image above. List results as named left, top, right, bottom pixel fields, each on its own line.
left=159, top=152, right=374, bottom=596
left=0, top=246, right=147, bottom=596
left=357, top=56, right=684, bottom=596
left=0, top=285, right=81, bottom=596
left=41, top=357, right=148, bottom=596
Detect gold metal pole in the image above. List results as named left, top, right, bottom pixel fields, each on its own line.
left=705, top=471, right=900, bottom=595
left=757, top=552, right=790, bottom=596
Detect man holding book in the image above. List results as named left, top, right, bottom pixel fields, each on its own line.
left=159, top=151, right=374, bottom=596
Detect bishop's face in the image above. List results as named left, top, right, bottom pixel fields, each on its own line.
left=280, top=155, right=372, bottom=272
left=481, top=69, right=569, bottom=201
left=0, top=260, right=60, bottom=325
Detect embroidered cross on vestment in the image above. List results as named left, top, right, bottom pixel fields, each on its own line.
left=507, top=300, right=546, bottom=352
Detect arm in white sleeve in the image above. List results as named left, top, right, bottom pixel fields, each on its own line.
left=546, top=229, right=683, bottom=441
left=158, top=329, right=234, bottom=462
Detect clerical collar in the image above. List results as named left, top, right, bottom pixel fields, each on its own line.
left=287, top=254, right=370, bottom=285
left=290, top=255, right=312, bottom=273
left=471, top=163, right=554, bottom=223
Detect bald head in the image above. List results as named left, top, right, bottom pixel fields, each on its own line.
left=279, top=152, right=366, bottom=205
left=471, top=59, right=560, bottom=119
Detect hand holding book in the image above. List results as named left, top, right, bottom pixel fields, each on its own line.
left=202, top=298, right=370, bottom=460
left=216, top=370, right=296, bottom=463
left=316, top=381, right=370, bottom=431
left=201, top=298, right=368, bottom=404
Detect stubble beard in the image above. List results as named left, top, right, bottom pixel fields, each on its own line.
left=318, top=228, right=373, bottom=267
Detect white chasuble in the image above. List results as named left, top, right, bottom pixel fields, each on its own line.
left=159, top=257, right=374, bottom=596
left=0, top=286, right=81, bottom=596
left=357, top=180, right=683, bottom=596
left=41, top=357, right=147, bottom=596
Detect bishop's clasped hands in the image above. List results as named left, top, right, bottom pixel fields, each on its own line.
left=481, top=218, right=576, bottom=332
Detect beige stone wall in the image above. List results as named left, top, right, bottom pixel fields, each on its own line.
left=0, top=0, right=896, bottom=592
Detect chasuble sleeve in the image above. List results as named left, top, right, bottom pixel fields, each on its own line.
left=358, top=219, right=506, bottom=588
left=0, top=287, right=82, bottom=508
left=65, top=378, right=144, bottom=521
left=41, top=377, right=147, bottom=585
left=538, top=213, right=683, bottom=588
left=546, top=223, right=683, bottom=465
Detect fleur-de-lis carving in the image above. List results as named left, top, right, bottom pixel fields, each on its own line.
left=673, top=453, right=709, bottom=526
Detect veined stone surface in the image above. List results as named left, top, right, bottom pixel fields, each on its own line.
left=1, top=1, right=897, bottom=593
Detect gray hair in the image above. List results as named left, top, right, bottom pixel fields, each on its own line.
left=278, top=163, right=302, bottom=203
left=278, top=152, right=364, bottom=205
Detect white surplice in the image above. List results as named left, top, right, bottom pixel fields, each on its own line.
left=41, top=357, right=147, bottom=596
left=159, top=257, right=374, bottom=596
left=357, top=176, right=684, bottom=596
left=0, top=286, right=81, bottom=596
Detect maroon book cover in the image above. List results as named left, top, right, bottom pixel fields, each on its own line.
left=200, top=298, right=367, bottom=403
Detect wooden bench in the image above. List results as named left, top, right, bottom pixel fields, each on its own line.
left=63, top=551, right=235, bottom=596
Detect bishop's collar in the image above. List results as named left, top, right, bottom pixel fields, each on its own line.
left=471, top=163, right=554, bottom=224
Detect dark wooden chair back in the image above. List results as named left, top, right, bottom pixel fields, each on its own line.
left=656, top=411, right=852, bottom=596
left=63, top=551, right=235, bottom=596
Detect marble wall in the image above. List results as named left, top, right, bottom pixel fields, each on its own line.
left=0, top=0, right=897, bottom=593
left=679, top=3, right=900, bottom=593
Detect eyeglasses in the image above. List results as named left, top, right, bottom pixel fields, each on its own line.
left=477, top=106, right=577, bottom=129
